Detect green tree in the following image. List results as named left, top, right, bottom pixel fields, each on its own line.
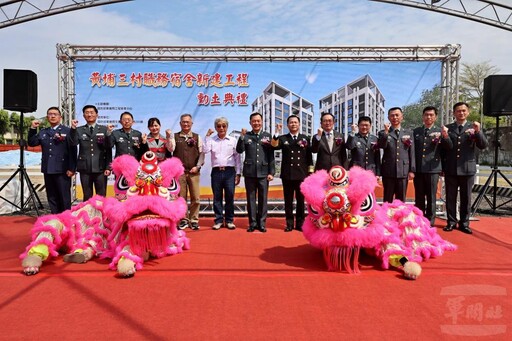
left=401, top=85, right=442, bottom=129
left=0, top=109, right=9, bottom=143
left=9, top=112, right=37, bottom=143
left=459, top=61, right=500, bottom=127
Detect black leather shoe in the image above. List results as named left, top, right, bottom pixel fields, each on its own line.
left=295, top=226, right=303, bottom=232
left=284, top=226, right=293, bottom=232
left=259, top=227, right=267, bottom=233
left=459, top=226, right=473, bottom=234
left=247, top=226, right=255, bottom=232
left=443, top=225, right=455, bottom=232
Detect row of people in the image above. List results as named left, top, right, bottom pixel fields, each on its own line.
left=343, top=103, right=487, bottom=234
left=28, top=102, right=487, bottom=235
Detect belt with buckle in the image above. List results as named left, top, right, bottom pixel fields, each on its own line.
left=213, top=166, right=234, bottom=171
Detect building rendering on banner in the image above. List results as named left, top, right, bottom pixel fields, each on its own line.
left=319, top=74, right=385, bottom=136
left=252, top=81, right=314, bottom=177
left=252, top=81, right=314, bottom=136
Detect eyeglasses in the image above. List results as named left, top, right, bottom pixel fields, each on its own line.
left=47, top=113, right=61, bottom=117
left=216, top=125, right=227, bottom=128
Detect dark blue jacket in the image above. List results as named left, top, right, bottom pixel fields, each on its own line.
left=28, top=125, right=77, bottom=174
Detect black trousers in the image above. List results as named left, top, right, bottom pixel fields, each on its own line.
left=382, top=177, right=408, bottom=203
left=245, top=176, right=269, bottom=229
left=80, top=172, right=107, bottom=201
left=44, top=173, right=71, bottom=214
left=413, top=173, right=439, bottom=225
left=445, top=174, right=474, bottom=227
left=282, top=179, right=305, bottom=229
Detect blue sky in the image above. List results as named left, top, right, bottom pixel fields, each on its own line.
left=1, top=0, right=511, bottom=121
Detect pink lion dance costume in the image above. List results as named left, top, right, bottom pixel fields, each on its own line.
left=20, top=151, right=189, bottom=277
left=300, top=166, right=456, bottom=279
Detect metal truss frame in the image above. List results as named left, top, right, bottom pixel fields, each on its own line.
left=372, top=0, right=512, bottom=32
left=57, top=44, right=461, bottom=124
left=0, top=0, right=130, bottom=29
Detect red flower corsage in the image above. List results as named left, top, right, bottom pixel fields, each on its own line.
left=298, top=138, right=308, bottom=148
left=402, top=135, right=412, bottom=148
left=96, top=133, right=105, bottom=144
left=186, top=137, right=197, bottom=146
left=335, top=137, right=343, bottom=145
left=53, top=133, right=66, bottom=143
left=261, top=136, right=271, bottom=145
left=429, top=132, right=441, bottom=144
left=465, top=128, right=478, bottom=141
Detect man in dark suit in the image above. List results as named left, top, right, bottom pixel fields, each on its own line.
left=71, top=105, right=112, bottom=201
left=378, top=107, right=415, bottom=203
left=346, top=116, right=381, bottom=176
left=272, top=115, right=313, bottom=232
left=413, top=106, right=450, bottom=226
left=312, top=113, right=347, bottom=171
left=442, top=102, right=488, bottom=234
left=236, top=112, right=275, bottom=233
left=107, top=111, right=148, bottom=161
left=28, top=106, right=77, bottom=214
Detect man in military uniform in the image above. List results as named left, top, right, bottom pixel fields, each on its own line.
left=272, top=115, right=313, bottom=232
left=72, top=105, right=112, bottom=201
left=236, top=112, right=275, bottom=233
left=378, top=107, right=415, bottom=203
left=28, top=106, right=77, bottom=214
left=442, top=102, right=488, bottom=234
left=413, top=106, right=450, bottom=226
left=107, top=111, right=148, bottom=161
left=346, top=116, right=381, bottom=176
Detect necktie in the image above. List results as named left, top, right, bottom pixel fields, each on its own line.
left=395, top=129, right=400, bottom=137
left=424, top=128, right=429, bottom=137
left=90, top=126, right=94, bottom=135
left=458, top=125, right=463, bottom=134
left=293, top=135, right=297, bottom=141
left=326, top=132, right=333, bottom=151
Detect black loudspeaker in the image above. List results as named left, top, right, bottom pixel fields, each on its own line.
left=483, top=75, right=512, bottom=117
left=3, top=69, right=38, bottom=113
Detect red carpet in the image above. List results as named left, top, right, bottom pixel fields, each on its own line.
left=0, top=215, right=511, bottom=340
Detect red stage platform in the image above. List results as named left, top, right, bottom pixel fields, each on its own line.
left=0, top=215, right=510, bottom=340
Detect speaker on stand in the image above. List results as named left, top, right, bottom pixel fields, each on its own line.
left=471, top=75, right=512, bottom=215
left=0, top=69, right=43, bottom=215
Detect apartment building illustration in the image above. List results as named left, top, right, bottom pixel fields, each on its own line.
left=252, top=81, right=314, bottom=177
left=319, top=74, right=385, bottom=136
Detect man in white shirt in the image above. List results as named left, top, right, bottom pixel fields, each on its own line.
left=203, top=117, right=241, bottom=230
